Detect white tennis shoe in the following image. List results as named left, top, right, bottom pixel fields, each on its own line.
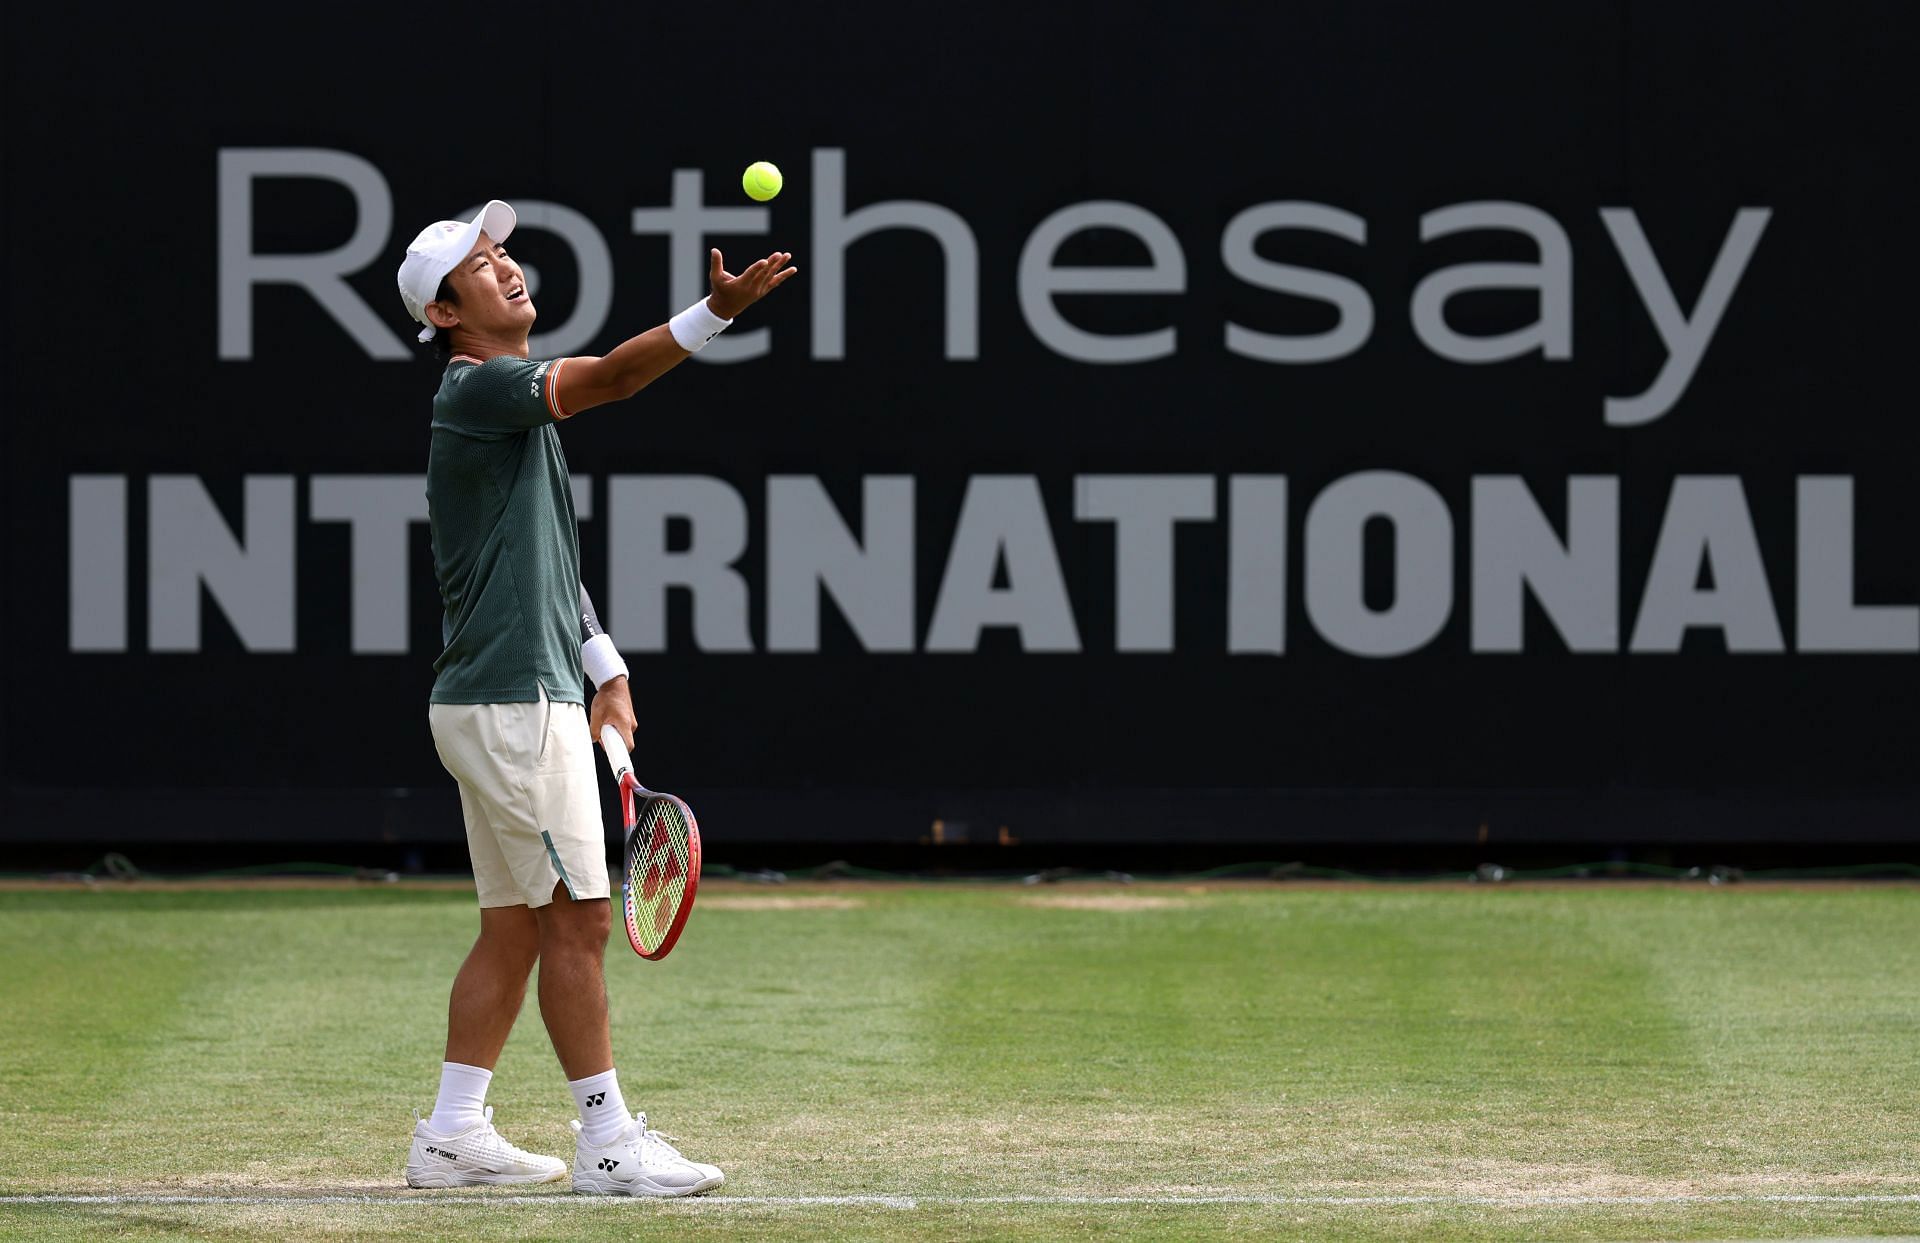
left=570, top=1111, right=725, bottom=1197
left=404, top=1106, right=568, bottom=1188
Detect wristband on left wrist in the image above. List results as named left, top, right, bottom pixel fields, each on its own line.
left=582, top=633, right=629, bottom=690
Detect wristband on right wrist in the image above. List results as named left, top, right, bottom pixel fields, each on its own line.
left=668, top=298, right=733, bottom=353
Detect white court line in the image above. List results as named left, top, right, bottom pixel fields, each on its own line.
left=4, top=1192, right=1920, bottom=1209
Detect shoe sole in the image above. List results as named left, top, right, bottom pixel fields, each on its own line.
left=571, top=1171, right=725, bottom=1198
left=405, top=1166, right=568, bottom=1188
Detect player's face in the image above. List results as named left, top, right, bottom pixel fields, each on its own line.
left=443, top=231, right=536, bottom=336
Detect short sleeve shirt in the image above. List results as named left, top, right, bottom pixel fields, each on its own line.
left=425, top=354, right=584, bottom=705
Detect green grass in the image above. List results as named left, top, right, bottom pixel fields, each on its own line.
left=1, top=881, right=1917, bottom=1240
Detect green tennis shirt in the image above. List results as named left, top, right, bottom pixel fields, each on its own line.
left=425, top=353, right=584, bottom=705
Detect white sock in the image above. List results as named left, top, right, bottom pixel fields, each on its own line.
left=426, top=1061, right=492, bottom=1135
left=568, top=1069, right=630, bottom=1146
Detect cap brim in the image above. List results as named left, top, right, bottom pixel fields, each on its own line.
left=470, top=199, right=516, bottom=248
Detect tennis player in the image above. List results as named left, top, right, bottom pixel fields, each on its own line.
left=393, top=199, right=794, bottom=1196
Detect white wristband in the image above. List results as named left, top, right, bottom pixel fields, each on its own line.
left=581, top=633, right=629, bottom=690
left=668, top=297, right=733, bottom=353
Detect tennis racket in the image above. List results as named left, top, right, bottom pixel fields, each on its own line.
left=599, top=725, right=702, bottom=960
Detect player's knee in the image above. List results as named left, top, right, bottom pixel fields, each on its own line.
left=489, top=933, right=540, bottom=976
left=475, top=908, right=541, bottom=972
left=538, top=892, right=611, bottom=954
left=577, top=900, right=612, bottom=945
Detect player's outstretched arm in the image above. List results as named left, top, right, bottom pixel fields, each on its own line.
left=557, top=248, right=797, bottom=416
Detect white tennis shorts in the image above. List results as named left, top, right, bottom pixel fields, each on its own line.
left=428, top=685, right=611, bottom=909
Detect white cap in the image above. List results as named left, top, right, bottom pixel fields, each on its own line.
left=396, top=200, right=517, bottom=343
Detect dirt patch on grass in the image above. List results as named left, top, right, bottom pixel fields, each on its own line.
left=1017, top=894, right=1194, bottom=911
left=700, top=895, right=865, bottom=911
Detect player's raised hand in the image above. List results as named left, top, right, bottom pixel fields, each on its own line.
left=708, top=248, right=798, bottom=319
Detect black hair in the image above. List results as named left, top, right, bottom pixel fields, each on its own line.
left=426, top=274, right=459, bottom=362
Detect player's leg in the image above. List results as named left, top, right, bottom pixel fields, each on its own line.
left=532, top=885, right=613, bottom=1079
left=405, top=903, right=564, bottom=1188
left=500, top=692, right=617, bottom=1086
left=444, top=902, right=539, bottom=1071
left=426, top=780, right=538, bottom=1132
left=406, top=705, right=569, bottom=1188
left=532, top=885, right=721, bottom=1196
left=533, top=887, right=633, bottom=1143
left=520, top=699, right=724, bottom=1197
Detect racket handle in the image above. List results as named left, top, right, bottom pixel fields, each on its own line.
left=599, top=725, right=634, bottom=784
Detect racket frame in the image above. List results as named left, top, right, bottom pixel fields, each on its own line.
left=618, top=774, right=702, bottom=960
left=601, top=725, right=702, bottom=960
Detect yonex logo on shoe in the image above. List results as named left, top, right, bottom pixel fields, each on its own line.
left=424, top=1146, right=459, bottom=1162
left=597, top=1158, right=619, bottom=1171
left=585, top=1092, right=605, bottom=1106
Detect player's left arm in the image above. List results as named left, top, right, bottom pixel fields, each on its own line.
left=580, top=583, right=636, bottom=751
left=555, top=248, right=797, bottom=416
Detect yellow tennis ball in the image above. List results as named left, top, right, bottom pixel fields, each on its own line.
left=742, top=161, right=783, bottom=202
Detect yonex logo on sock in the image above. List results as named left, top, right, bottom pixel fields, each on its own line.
left=597, top=1158, right=619, bottom=1170
left=586, top=1092, right=605, bottom=1106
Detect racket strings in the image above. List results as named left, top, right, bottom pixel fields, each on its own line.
left=626, top=799, right=693, bottom=951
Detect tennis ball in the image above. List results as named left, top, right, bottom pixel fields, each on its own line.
left=742, top=161, right=783, bottom=202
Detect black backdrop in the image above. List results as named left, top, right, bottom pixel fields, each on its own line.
left=4, top=2, right=1915, bottom=851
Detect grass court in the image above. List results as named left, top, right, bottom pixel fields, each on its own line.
left=2, top=879, right=1917, bottom=1240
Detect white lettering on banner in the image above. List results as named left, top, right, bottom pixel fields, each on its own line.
left=925, top=477, right=1081, bottom=653
left=766, top=476, right=916, bottom=653
left=1226, top=476, right=1289, bottom=654
left=66, top=473, right=1916, bottom=658
left=1796, top=477, right=1920, bottom=652
left=1222, top=204, right=1372, bottom=364
left=812, top=147, right=980, bottom=361
left=70, top=476, right=128, bottom=652
left=1471, top=477, right=1619, bottom=653
left=214, top=148, right=1768, bottom=424
left=309, top=476, right=430, bottom=654
left=1019, top=203, right=1187, bottom=364
left=217, top=149, right=406, bottom=360
left=1600, top=208, right=1772, bottom=427
left=1411, top=202, right=1572, bottom=365
left=148, top=475, right=297, bottom=652
left=1629, top=476, right=1785, bottom=653
left=608, top=476, right=754, bottom=653
left=1304, top=472, right=1454, bottom=657
left=1073, top=476, right=1215, bottom=651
